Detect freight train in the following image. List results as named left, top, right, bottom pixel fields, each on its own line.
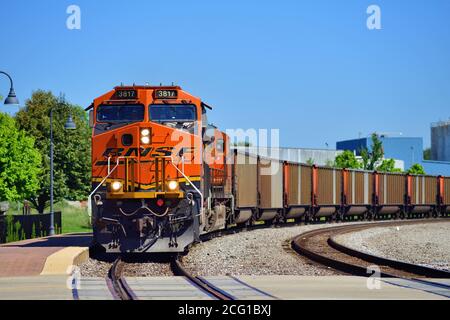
left=87, top=85, right=450, bottom=254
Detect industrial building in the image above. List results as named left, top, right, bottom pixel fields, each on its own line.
left=337, top=134, right=450, bottom=176
left=232, top=146, right=342, bottom=166
left=431, top=120, right=450, bottom=162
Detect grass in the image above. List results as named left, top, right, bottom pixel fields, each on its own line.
left=57, top=203, right=92, bottom=234
left=5, top=200, right=92, bottom=234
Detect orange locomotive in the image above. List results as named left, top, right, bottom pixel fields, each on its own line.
left=88, top=85, right=232, bottom=253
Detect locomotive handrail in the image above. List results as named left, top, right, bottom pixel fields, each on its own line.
left=88, top=155, right=204, bottom=218
left=169, top=155, right=204, bottom=218
left=87, top=156, right=125, bottom=218
left=108, top=157, right=112, bottom=174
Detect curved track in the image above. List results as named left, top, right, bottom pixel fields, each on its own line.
left=292, top=219, right=450, bottom=279
left=108, top=258, right=136, bottom=300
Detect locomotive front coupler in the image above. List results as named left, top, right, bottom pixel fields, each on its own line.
left=135, top=215, right=156, bottom=238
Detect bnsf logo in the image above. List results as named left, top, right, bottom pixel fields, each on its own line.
left=101, top=146, right=195, bottom=158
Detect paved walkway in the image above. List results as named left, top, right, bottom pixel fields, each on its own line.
left=0, top=275, right=447, bottom=300
left=0, top=235, right=447, bottom=300
left=0, top=234, right=92, bottom=277
left=238, top=275, right=450, bottom=300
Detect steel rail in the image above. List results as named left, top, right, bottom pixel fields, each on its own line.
left=171, top=258, right=234, bottom=300
left=328, top=234, right=450, bottom=279
left=292, top=219, right=450, bottom=279
left=99, top=219, right=449, bottom=300
left=292, top=224, right=379, bottom=277
left=108, top=257, right=136, bottom=300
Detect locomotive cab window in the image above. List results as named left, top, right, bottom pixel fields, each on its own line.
left=216, top=139, right=224, bottom=153
left=97, top=104, right=144, bottom=123
left=149, top=104, right=197, bottom=131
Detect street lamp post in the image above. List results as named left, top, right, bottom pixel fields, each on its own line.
left=0, top=71, right=19, bottom=105
left=49, top=104, right=76, bottom=236
left=1, top=71, right=74, bottom=236
left=0, top=72, right=18, bottom=219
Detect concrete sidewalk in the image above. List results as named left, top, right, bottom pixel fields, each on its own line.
left=238, top=275, right=449, bottom=300
left=0, top=275, right=447, bottom=300
left=0, top=233, right=92, bottom=277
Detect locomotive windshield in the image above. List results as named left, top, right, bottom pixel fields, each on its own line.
left=97, top=104, right=144, bottom=123
left=150, top=104, right=197, bottom=123
left=149, top=104, right=197, bottom=132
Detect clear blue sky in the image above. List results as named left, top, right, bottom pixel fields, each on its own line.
left=1, top=0, right=449, bottom=149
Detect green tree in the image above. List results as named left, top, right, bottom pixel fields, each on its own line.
left=360, top=133, right=384, bottom=170
left=306, top=158, right=315, bottom=166
left=376, top=159, right=402, bottom=173
left=15, top=91, right=91, bottom=213
left=334, top=150, right=361, bottom=169
left=0, top=113, right=42, bottom=201
left=407, top=163, right=426, bottom=175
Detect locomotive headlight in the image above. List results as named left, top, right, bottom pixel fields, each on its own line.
left=140, top=128, right=151, bottom=144
left=141, top=136, right=150, bottom=144
left=111, top=181, right=123, bottom=192
left=168, top=180, right=179, bottom=191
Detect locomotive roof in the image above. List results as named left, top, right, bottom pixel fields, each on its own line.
left=113, top=85, right=182, bottom=90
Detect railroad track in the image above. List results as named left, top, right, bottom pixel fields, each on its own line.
left=102, top=220, right=320, bottom=301
left=292, top=219, right=450, bottom=279
left=108, top=256, right=235, bottom=300
left=106, top=219, right=449, bottom=300
left=108, top=258, right=137, bottom=300
left=171, top=258, right=235, bottom=300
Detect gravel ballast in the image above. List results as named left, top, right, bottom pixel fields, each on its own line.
left=79, top=221, right=449, bottom=278
left=182, top=223, right=353, bottom=277
left=121, top=262, right=173, bottom=277
left=79, top=258, right=112, bottom=278
left=334, top=222, right=450, bottom=271
left=79, top=223, right=357, bottom=278
left=79, top=258, right=173, bottom=277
